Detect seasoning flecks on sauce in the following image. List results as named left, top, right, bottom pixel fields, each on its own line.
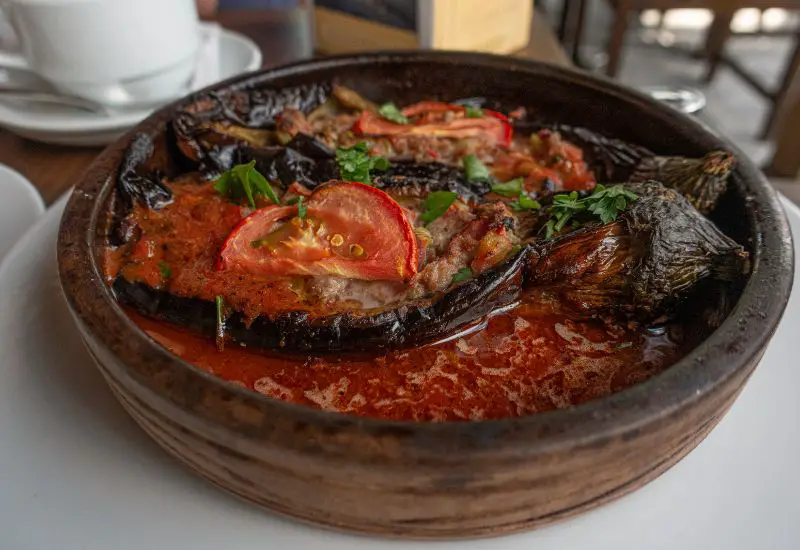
left=129, top=289, right=683, bottom=422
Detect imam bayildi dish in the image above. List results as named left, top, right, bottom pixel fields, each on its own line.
left=104, top=83, right=748, bottom=421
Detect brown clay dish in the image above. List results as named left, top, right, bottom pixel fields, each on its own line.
left=58, top=52, right=793, bottom=538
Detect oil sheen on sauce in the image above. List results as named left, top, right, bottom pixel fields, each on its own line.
left=129, top=289, right=686, bottom=422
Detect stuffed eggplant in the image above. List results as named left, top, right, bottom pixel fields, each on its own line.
left=103, top=80, right=751, bottom=419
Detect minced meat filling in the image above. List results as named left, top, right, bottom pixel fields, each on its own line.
left=107, top=178, right=520, bottom=321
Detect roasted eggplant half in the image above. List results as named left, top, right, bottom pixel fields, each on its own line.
left=631, top=150, right=735, bottom=214
left=526, top=181, right=748, bottom=322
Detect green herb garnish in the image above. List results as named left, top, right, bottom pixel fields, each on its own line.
left=617, top=341, right=633, bottom=350
left=378, top=102, right=410, bottom=124
left=157, top=261, right=172, bottom=279
left=420, top=190, right=458, bottom=224
left=287, top=195, right=308, bottom=218
left=463, top=154, right=492, bottom=182
left=451, top=267, right=473, bottom=285
left=295, top=196, right=307, bottom=219
left=510, top=193, right=542, bottom=211
left=544, top=184, right=637, bottom=238
left=464, top=106, right=484, bottom=118
left=491, top=177, right=523, bottom=197
left=584, top=184, right=639, bottom=224
left=213, top=160, right=280, bottom=208
left=336, top=142, right=390, bottom=185
left=215, top=295, right=226, bottom=351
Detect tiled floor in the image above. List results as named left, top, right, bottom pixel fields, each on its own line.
left=540, top=2, right=800, bottom=201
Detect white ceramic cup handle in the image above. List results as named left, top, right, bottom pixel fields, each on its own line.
left=0, top=2, right=28, bottom=69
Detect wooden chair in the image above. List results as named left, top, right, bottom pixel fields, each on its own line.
left=559, top=0, right=739, bottom=76
left=703, top=1, right=800, bottom=139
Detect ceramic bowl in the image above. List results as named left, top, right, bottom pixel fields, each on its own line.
left=57, top=52, right=794, bottom=539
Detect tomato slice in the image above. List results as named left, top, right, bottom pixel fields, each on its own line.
left=353, top=110, right=512, bottom=147
left=401, top=101, right=463, bottom=117
left=218, top=181, right=419, bottom=281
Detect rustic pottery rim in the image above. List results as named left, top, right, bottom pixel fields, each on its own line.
left=58, top=51, right=794, bottom=457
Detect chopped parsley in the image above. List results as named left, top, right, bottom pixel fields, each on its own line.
left=617, top=341, right=633, bottom=350
left=451, top=267, right=473, bottom=285
left=490, top=177, right=523, bottom=197
left=544, top=184, right=638, bottom=238
left=464, top=105, right=484, bottom=118
left=287, top=196, right=307, bottom=218
left=463, top=154, right=492, bottom=182
left=491, top=177, right=542, bottom=212
left=420, top=190, right=458, bottom=224
left=157, top=261, right=172, bottom=279
left=378, top=102, right=410, bottom=124
left=213, top=160, right=280, bottom=209
left=215, top=295, right=226, bottom=351
left=509, top=193, right=542, bottom=212
left=585, top=184, right=639, bottom=224
left=335, top=142, right=390, bottom=185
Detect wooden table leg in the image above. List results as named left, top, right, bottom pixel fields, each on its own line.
left=570, top=0, right=588, bottom=66
left=606, top=0, right=631, bottom=77
left=766, top=85, right=800, bottom=179
left=760, top=32, right=800, bottom=139
left=556, top=0, right=593, bottom=68
left=703, top=11, right=735, bottom=84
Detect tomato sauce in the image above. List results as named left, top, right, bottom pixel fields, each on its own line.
left=129, top=289, right=685, bottom=422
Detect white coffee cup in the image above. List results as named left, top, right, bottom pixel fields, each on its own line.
left=0, top=0, right=200, bottom=106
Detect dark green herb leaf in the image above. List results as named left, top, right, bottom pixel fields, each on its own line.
left=378, top=102, right=410, bottom=124
left=157, top=261, right=172, bottom=278
left=543, top=185, right=638, bottom=238
left=286, top=196, right=308, bottom=218
left=371, top=155, right=390, bottom=172
left=212, top=172, right=233, bottom=196
left=215, top=295, right=226, bottom=352
left=465, top=106, right=484, bottom=118
left=617, top=341, right=633, bottom=350
left=584, top=184, right=639, bottom=224
left=248, top=166, right=281, bottom=205
left=491, top=177, right=523, bottom=197
left=295, top=196, right=307, bottom=219
left=463, top=154, right=492, bottom=182
left=335, top=142, right=390, bottom=185
left=451, top=267, right=473, bottom=285
left=510, top=193, right=542, bottom=211
left=420, top=190, right=458, bottom=224
left=213, top=160, right=280, bottom=208
left=215, top=295, right=224, bottom=327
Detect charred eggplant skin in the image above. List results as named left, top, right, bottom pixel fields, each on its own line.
left=172, top=83, right=332, bottom=171
left=245, top=135, right=340, bottom=189
left=113, top=250, right=527, bottom=354
left=181, top=84, right=331, bottom=129
left=117, top=133, right=172, bottom=210
left=631, top=150, right=735, bottom=214
left=525, top=180, right=748, bottom=322
left=373, top=160, right=491, bottom=202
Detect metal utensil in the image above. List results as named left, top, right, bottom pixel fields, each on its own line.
left=0, top=87, right=111, bottom=115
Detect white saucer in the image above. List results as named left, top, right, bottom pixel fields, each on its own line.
left=0, top=163, right=44, bottom=262
left=0, top=24, right=261, bottom=146
left=1, top=194, right=798, bottom=549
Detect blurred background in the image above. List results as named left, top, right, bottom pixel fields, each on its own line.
left=203, top=0, right=800, bottom=192
left=1, top=0, right=798, bottom=213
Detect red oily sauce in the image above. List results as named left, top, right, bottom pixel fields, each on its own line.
left=128, top=289, right=686, bottom=422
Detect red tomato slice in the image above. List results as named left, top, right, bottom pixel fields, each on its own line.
left=353, top=110, right=512, bottom=147
left=217, top=182, right=419, bottom=281
left=401, top=101, right=463, bottom=117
